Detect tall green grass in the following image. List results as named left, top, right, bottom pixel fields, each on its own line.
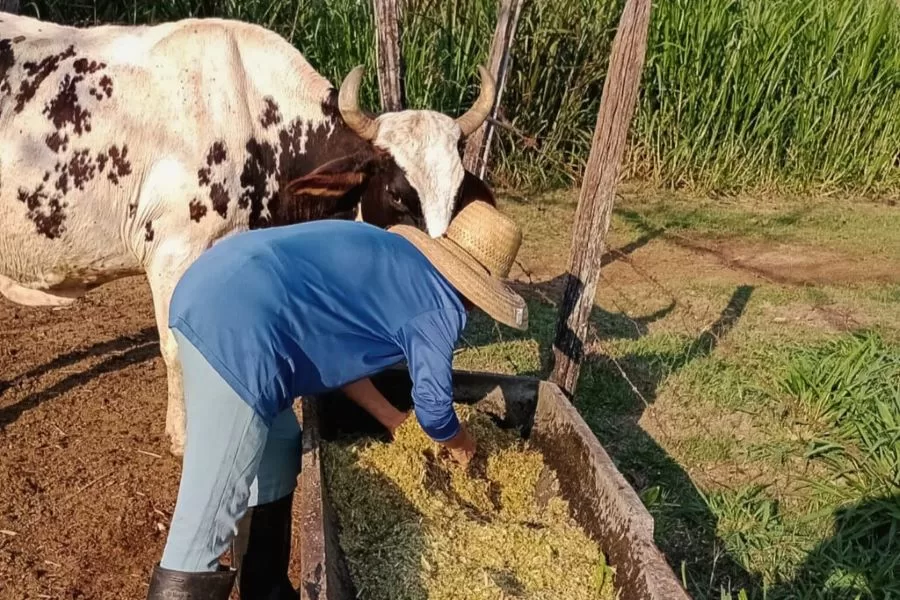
left=635, top=0, right=900, bottom=194
left=22, top=0, right=900, bottom=195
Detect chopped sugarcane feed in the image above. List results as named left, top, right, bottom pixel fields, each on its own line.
left=323, top=405, right=617, bottom=600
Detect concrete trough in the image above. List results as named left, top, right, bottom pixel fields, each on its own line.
left=295, top=367, right=691, bottom=600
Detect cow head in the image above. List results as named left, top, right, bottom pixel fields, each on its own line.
left=287, top=66, right=496, bottom=238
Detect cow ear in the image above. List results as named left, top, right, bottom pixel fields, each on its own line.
left=285, top=153, right=375, bottom=199
left=457, top=170, right=496, bottom=209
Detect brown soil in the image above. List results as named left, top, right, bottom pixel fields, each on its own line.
left=666, top=236, right=900, bottom=286
left=514, top=228, right=900, bottom=291
left=0, top=278, right=302, bottom=600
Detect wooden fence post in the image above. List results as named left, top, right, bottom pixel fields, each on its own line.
left=549, top=0, right=653, bottom=397
left=0, top=0, right=19, bottom=13
left=373, top=0, right=405, bottom=112
left=463, top=0, right=524, bottom=178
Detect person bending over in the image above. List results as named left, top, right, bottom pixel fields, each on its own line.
left=146, top=201, right=527, bottom=599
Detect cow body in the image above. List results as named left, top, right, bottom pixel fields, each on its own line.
left=0, top=13, right=495, bottom=454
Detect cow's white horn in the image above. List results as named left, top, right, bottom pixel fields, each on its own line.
left=338, top=65, right=379, bottom=142
left=456, top=65, right=496, bottom=137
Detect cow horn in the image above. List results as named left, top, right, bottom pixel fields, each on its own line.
left=338, top=65, right=379, bottom=141
left=456, top=65, right=496, bottom=137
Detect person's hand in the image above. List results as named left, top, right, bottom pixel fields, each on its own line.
left=450, top=445, right=475, bottom=468
left=442, top=425, right=476, bottom=468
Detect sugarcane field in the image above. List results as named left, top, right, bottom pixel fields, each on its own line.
left=1, top=1, right=898, bottom=599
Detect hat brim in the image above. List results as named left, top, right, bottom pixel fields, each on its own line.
left=390, top=225, right=528, bottom=331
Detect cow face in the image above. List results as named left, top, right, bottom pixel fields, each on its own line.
left=283, top=142, right=497, bottom=233
left=284, top=66, right=497, bottom=235
left=359, top=159, right=496, bottom=232
left=366, top=111, right=464, bottom=236
left=337, top=65, right=496, bottom=238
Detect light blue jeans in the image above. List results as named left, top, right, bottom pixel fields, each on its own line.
left=160, top=330, right=302, bottom=572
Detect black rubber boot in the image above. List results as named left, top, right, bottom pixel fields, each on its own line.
left=146, top=563, right=236, bottom=599
left=234, top=493, right=300, bottom=600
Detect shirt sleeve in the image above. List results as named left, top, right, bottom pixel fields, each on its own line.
left=396, top=308, right=466, bottom=442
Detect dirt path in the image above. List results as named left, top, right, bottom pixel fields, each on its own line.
left=663, top=235, right=900, bottom=287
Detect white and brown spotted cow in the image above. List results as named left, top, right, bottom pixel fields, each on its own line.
left=0, top=13, right=497, bottom=455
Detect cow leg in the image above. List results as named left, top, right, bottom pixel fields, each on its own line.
left=148, top=273, right=187, bottom=457
left=160, top=313, right=186, bottom=457
left=146, top=247, right=203, bottom=457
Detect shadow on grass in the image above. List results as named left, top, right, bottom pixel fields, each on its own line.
left=768, top=495, right=900, bottom=599
left=462, top=276, right=762, bottom=598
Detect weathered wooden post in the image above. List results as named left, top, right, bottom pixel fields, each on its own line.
left=373, top=0, right=405, bottom=112
left=463, top=0, right=524, bottom=178
left=549, top=0, right=653, bottom=396
left=0, top=0, right=19, bottom=13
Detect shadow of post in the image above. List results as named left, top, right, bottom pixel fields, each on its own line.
left=461, top=276, right=762, bottom=598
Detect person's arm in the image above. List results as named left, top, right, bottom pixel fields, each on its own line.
left=341, top=377, right=409, bottom=435
left=341, top=376, right=473, bottom=463
left=398, top=309, right=475, bottom=466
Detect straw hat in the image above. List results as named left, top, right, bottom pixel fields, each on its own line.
left=390, top=201, right=528, bottom=330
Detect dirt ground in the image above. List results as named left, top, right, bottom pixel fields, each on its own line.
left=0, top=278, right=305, bottom=599
left=0, top=216, right=896, bottom=599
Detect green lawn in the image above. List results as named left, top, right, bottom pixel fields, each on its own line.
left=453, top=190, right=900, bottom=600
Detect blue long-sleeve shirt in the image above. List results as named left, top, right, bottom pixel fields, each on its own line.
left=168, top=220, right=466, bottom=441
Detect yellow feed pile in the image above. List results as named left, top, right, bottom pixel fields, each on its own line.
left=323, top=405, right=617, bottom=600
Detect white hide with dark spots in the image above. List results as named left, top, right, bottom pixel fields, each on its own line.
left=0, top=15, right=340, bottom=455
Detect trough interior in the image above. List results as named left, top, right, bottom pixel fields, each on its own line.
left=315, top=367, right=539, bottom=443
left=302, top=367, right=689, bottom=600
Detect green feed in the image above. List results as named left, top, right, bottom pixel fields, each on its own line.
left=323, top=405, right=617, bottom=600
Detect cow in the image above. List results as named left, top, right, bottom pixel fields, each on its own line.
left=0, top=13, right=498, bottom=455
